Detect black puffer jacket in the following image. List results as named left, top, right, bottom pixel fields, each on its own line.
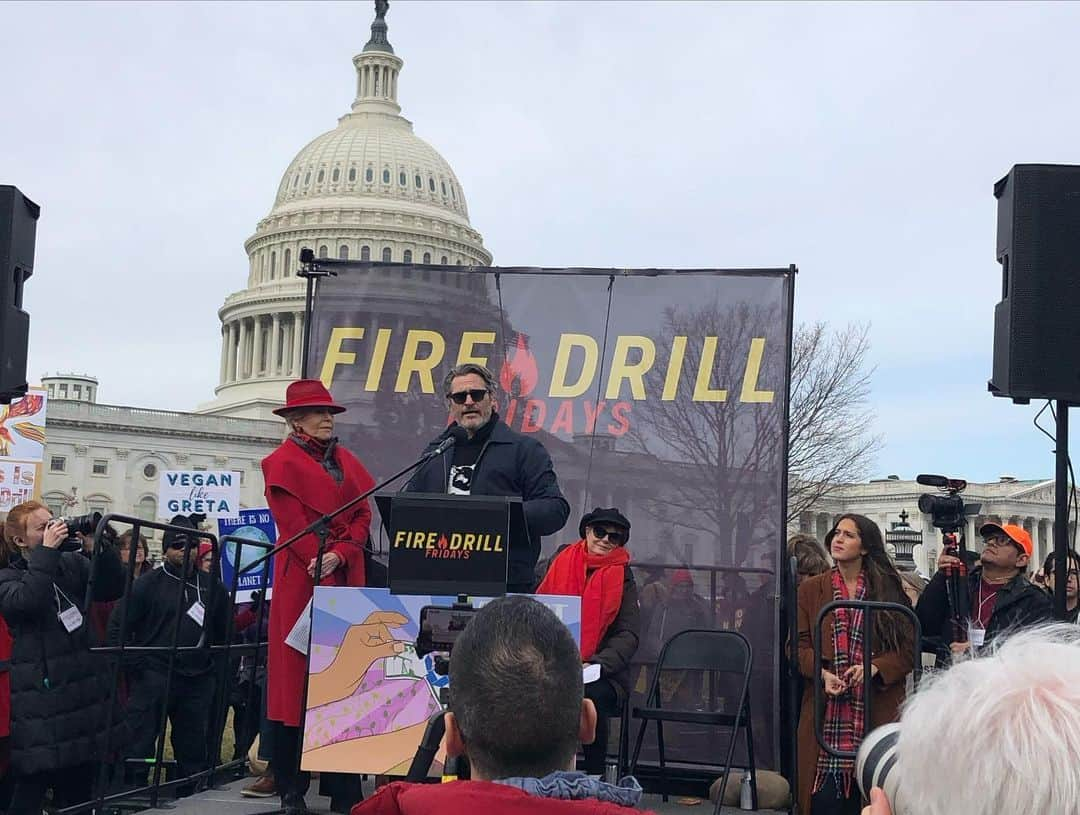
left=0, top=544, right=126, bottom=774
left=917, top=566, right=1052, bottom=660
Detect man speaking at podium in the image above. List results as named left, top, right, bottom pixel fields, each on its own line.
left=406, top=363, right=570, bottom=592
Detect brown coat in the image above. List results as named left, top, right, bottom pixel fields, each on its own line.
left=795, top=572, right=913, bottom=815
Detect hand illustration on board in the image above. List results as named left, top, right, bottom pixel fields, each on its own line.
left=307, top=610, right=410, bottom=709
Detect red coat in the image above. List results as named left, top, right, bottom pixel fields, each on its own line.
left=352, top=780, right=656, bottom=815
left=0, top=614, right=11, bottom=739
left=262, top=438, right=375, bottom=726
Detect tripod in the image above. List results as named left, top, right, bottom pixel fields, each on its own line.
left=939, top=529, right=971, bottom=648
left=247, top=437, right=458, bottom=814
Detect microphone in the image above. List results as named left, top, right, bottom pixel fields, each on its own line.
left=427, top=427, right=467, bottom=459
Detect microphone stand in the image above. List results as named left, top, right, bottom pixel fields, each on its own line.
left=249, top=437, right=454, bottom=814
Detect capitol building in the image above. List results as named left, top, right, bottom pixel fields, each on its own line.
left=38, top=5, right=491, bottom=539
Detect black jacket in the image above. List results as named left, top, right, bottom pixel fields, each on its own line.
left=406, top=419, right=570, bottom=588
left=917, top=566, right=1052, bottom=657
left=107, top=563, right=230, bottom=678
left=0, top=544, right=125, bottom=774
left=537, top=546, right=641, bottom=701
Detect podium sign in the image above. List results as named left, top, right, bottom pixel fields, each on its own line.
left=378, top=493, right=512, bottom=596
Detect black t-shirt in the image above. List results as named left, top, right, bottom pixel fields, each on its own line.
left=448, top=415, right=497, bottom=495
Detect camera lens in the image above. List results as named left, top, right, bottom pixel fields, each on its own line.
left=856, top=722, right=906, bottom=814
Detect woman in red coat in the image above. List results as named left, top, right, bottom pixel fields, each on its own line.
left=262, top=380, right=375, bottom=815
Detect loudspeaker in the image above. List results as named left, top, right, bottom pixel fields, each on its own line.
left=0, top=186, right=39, bottom=405
left=990, top=164, right=1080, bottom=403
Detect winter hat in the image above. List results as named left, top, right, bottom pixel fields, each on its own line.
left=163, top=514, right=197, bottom=550
left=578, top=507, right=631, bottom=540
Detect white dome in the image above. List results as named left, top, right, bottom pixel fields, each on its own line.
left=272, top=113, right=471, bottom=222
left=201, top=5, right=491, bottom=421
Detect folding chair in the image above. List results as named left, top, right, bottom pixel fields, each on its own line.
left=628, top=629, right=757, bottom=814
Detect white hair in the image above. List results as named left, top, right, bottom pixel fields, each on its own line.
left=897, top=624, right=1080, bottom=815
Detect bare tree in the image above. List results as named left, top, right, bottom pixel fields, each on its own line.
left=787, top=321, right=882, bottom=522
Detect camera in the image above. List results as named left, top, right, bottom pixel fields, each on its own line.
left=856, top=723, right=908, bottom=815
left=916, top=474, right=981, bottom=532
left=53, top=512, right=114, bottom=553
left=416, top=596, right=478, bottom=660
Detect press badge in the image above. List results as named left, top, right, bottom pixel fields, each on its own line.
left=58, top=605, right=84, bottom=633
left=187, top=601, right=206, bottom=627
left=968, top=622, right=986, bottom=648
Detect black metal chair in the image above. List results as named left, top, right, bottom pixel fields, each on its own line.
left=628, top=629, right=757, bottom=813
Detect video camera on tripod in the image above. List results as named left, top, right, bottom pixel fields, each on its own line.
left=916, top=473, right=981, bottom=640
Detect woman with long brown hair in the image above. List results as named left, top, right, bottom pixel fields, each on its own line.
left=795, top=514, right=913, bottom=815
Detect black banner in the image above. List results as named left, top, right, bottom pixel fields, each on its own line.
left=310, top=263, right=794, bottom=770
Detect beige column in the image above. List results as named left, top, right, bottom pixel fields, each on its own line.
left=219, top=322, right=230, bottom=383
left=236, top=318, right=249, bottom=380
left=270, top=313, right=282, bottom=375
left=292, top=312, right=304, bottom=377
left=225, top=321, right=237, bottom=383
left=252, top=315, right=264, bottom=376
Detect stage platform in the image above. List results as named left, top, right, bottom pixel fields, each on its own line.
left=138, top=777, right=786, bottom=814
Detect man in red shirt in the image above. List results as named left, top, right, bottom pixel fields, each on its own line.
left=917, top=522, right=1051, bottom=659
left=353, top=596, right=653, bottom=815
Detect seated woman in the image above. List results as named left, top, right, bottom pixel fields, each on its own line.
left=537, top=507, right=640, bottom=776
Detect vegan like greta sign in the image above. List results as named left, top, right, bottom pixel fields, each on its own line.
left=158, top=470, right=241, bottom=518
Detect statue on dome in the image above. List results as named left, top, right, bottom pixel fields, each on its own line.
left=375, top=0, right=388, bottom=20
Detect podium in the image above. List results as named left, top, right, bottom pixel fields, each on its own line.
left=374, top=492, right=527, bottom=596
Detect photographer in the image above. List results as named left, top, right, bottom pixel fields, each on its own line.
left=0, top=500, right=125, bottom=815
left=353, top=596, right=651, bottom=814
left=916, top=523, right=1050, bottom=660
left=108, top=514, right=229, bottom=791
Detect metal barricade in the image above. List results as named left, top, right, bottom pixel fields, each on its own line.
left=811, top=599, right=922, bottom=761
left=47, top=514, right=273, bottom=815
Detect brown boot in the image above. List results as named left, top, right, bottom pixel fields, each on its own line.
left=241, top=774, right=277, bottom=797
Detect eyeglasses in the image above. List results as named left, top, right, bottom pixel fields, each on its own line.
left=448, top=389, right=489, bottom=405
left=589, top=526, right=627, bottom=546
left=983, top=534, right=1024, bottom=555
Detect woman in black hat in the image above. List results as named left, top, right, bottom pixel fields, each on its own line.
left=536, top=507, right=640, bottom=775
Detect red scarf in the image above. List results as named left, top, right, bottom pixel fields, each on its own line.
left=813, top=567, right=868, bottom=799
left=537, top=540, right=629, bottom=661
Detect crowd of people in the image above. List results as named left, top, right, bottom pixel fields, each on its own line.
left=0, top=369, right=1076, bottom=815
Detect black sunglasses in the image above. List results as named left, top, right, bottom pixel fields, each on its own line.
left=448, top=389, right=489, bottom=405
left=590, top=526, right=627, bottom=546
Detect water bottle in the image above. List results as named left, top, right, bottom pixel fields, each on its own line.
left=739, top=770, right=754, bottom=810
left=603, top=761, right=619, bottom=785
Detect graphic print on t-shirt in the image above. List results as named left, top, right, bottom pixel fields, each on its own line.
left=448, top=464, right=473, bottom=495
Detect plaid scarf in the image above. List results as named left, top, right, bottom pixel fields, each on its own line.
left=813, top=567, right=867, bottom=799
left=290, top=432, right=343, bottom=483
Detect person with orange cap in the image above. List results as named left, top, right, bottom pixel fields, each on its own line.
left=261, top=379, right=375, bottom=815
left=916, top=521, right=1051, bottom=660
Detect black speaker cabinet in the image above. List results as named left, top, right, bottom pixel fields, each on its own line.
left=0, top=186, right=39, bottom=404
left=991, top=164, right=1080, bottom=403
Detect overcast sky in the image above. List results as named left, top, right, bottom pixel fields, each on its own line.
left=3, top=0, right=1079, bottom=483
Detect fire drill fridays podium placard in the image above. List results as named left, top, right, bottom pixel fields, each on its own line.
left=381, top=492, right=511, bottom=597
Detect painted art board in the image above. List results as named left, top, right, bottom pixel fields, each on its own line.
left=302, top=586, right=581, bottom=775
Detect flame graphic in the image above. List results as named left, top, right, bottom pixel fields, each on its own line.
left=499, top=333, right=540, bottom=398
left=437, top=534, right=450, bottom=549
left=0, top=394, right=44, bottom=457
